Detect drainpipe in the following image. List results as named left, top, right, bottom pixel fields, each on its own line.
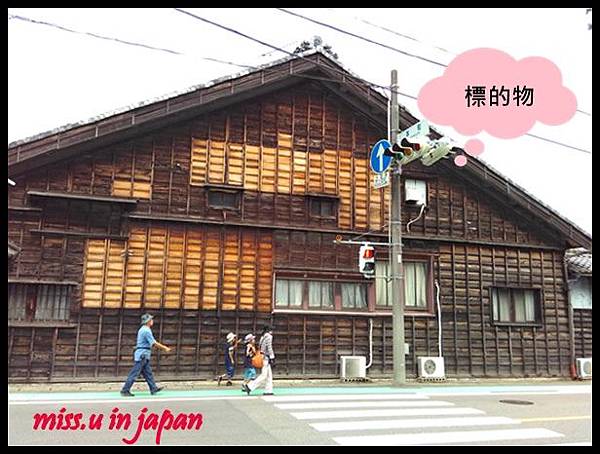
left=366, top=318, right=373, bottom=369
left=561, top=253, right=576, bottom=380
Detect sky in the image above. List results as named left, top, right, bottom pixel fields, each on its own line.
left=7, top=8, right=593, bottom=235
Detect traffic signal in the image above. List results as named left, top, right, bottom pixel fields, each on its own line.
left=397, top=137, right=433, bottom=165
left=420, top=138, right=460, bottom=166
left=359, top=243, right=375, bottom=278
left=382, top=142, right=410, bottom=159
left=383, top=137, right=427, bottom=163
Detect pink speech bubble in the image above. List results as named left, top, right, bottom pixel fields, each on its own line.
left=418, top=48, right=577, bottom=139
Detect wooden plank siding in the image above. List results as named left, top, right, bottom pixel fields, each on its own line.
left=7, top=81, right=585, bottom=381
left=573, top=309, right=592, bottom=359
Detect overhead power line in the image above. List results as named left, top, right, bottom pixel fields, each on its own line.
left=174, top=10, right=591, bottom=155
left=9, top=10, right=591, bottom=155
left=8, top=13, right=256, bottom=69
left=289, top=72, right=591, bottom=155
left=524, top=133, right=591, bottom=154
left=280, top=8, right=592, bottom=118
left=172, top=8, right=393, bottom=95
left=326, top=8, right=454, bottom=55
left=276, top=8, right=447, bottom=68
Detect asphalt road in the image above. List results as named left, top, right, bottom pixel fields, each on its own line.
left=9, top=383, right=591, bottom=445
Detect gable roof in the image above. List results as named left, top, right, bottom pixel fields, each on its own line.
left=8, top=51, right=591, bottom=249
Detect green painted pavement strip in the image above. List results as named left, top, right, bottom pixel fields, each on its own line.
left=9, top=384, right=590, bottom=401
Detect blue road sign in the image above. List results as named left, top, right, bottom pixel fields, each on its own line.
left=370, top=139, right=392, bottom=174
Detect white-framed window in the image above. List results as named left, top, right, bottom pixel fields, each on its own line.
left=570, top=277, right=592, bottom=309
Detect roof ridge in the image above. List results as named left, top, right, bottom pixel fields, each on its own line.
left=8, top=49, right=327, bottom=148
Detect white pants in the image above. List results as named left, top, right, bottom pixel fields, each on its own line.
left=248, top=357, right=273, bottom=393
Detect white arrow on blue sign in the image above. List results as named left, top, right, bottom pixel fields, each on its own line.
left=369, top=139, right=392, bottom=174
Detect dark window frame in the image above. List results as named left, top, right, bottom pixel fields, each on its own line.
left=207, top=188, right=241, bottom=211
left=308, top=196, right=338, bottom=220
left=489, top=285, right=543, bottom=327
left=8, top=283, right=72, bottom=323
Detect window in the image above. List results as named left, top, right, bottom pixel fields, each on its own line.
left=309, top=198, right=337, bottom=219
left=570, top=277, right=592, bottom=309
left=308, top=281, right=334, bottom=309
left=8, top=283, right=70, bottom=322
left=274, top=278, right=367, bottom=311
left=405, top=262, right=428, bottom=308
left=341, top=283, right=368, bottom=309
left=275, top=279, right=303, bottom=308
left=491, top=287, right=540, bottom=324
left=376, top=260, right=430, bottom=310
left=207, top=190, right=240, bottom=210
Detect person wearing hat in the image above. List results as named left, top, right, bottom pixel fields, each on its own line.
left=216, top=332, right=239, bottom=386
left=242, top=324, right=275, bottom=396
left=242, top=333, right=257, bottom=389
left=120, top=313, right=171, bottom=397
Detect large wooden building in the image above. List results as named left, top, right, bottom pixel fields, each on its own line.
left=8, top=52, right=592, bottom=382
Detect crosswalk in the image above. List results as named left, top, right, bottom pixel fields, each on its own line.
left=262, top=393, right=565, bottom=445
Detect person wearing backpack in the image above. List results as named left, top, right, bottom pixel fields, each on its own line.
left=242, top=333, right=257, bottom=389
left=242, top=324, right=275, bottom=396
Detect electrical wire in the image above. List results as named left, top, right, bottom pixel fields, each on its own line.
left=8, top=13, right=257, bottom=69
left=173, top=8, right=394, bottom=95
left=276, top=8, right=447, bottom=68
left=406, top=203, right=426, bottom=232
left=296, top=8, right=592, bottom=118
left=10, top=10, right=591, bottom=155
left=434, top=280, right=442, bottom=357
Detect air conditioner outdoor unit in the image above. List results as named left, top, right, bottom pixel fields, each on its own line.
left=576, top=358, right=592, bottom=379
left=418, top=357, right=445, bottom=379
left=340, top=355, right=366, bottom=380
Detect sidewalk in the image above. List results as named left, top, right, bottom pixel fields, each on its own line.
left=9, top=376, right=583, bottom=393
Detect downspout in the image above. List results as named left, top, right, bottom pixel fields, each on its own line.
left=562, top=254, right=577, bottom=380
left=435, top=280, right=442, bottom=357
left=366, top=318, right=373, bottom=369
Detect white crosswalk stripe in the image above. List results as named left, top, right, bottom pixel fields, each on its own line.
left=291, top=407, right=485, bottom=420
left=264, top=393, right=566, bottom=445
left=333, top=428, right=564, bottom=446
left=275, top=400, right=453, bottom=410
left=310, top=416, right=518, bottom=432
left=262, top=393, right=428, bottom=402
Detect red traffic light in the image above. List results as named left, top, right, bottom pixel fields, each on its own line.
left=400, top=137, right=421, bottom=151
left=362, top=248, right=375, bottom=259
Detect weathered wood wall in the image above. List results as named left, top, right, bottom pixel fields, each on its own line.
left=8, top=81, right=581, bottom=381
left=573, top=309, right=592, bottom=360
left=8, top=83, right=557, bottom=245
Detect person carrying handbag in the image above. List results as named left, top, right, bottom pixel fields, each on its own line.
left=242, top=324, right=275, bottom=396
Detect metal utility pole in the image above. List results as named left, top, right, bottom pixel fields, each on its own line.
left=389, top=70, right=406, bottom=385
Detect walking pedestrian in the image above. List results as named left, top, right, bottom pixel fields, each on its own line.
left=242, top=333, right=257, bottom=389
left=120, top=313, right=171, bottom=397
left=242, top=325, right=275, bottom=396
left=217, top=332, right=239, bottom=386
